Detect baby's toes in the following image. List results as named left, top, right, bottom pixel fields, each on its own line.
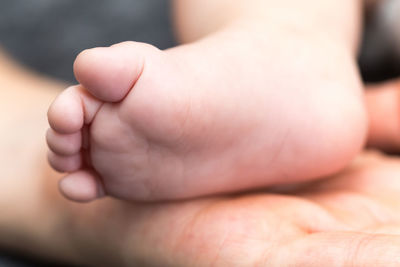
left=46, top=128, right=82, bottom=156
left=47, top=151, right=82, bottom=173
left=47, top=85, right=103, bottom=174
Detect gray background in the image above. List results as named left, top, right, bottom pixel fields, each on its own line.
left=0, top=0, right=176, bottom=83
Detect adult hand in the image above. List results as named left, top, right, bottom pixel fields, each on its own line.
left=1, top=72, right=400, bottom=266
left=57, top=151, right=400, bottom=266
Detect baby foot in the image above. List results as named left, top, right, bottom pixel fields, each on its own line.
left=47, top=33, right=367, bottom=202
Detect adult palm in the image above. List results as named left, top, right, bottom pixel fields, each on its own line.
left=55, top=152, right=400, bottom=266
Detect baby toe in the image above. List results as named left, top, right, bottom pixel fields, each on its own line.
left=46, top=128, right=82, bottom=156
left=47, top=151, right=82, bottom=173
left=59, top=170, right=105, bottom=202
left=48, top=86, right=84, bottom=134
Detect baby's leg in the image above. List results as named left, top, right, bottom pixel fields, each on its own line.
left=47, top=0, right=367, bottom=202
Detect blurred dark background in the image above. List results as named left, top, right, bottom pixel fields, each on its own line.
left=0, top=0, right=176, bottom=83
left=0, top=0, right=398, bottom=266
left=0, top=1, right=398, bottom=85
left=359, top=6, right=400, bottom=82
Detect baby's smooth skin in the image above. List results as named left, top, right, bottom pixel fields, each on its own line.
left=47, top=0, right=367, bottom=202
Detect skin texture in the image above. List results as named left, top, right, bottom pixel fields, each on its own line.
left=47, top=0, right=367, bottom=202
left=1, top=0, right=398, bottom=265
left=2, top=57, right=400, bottom=265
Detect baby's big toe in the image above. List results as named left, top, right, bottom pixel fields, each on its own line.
left=73, top=41, right=153, bottom=102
